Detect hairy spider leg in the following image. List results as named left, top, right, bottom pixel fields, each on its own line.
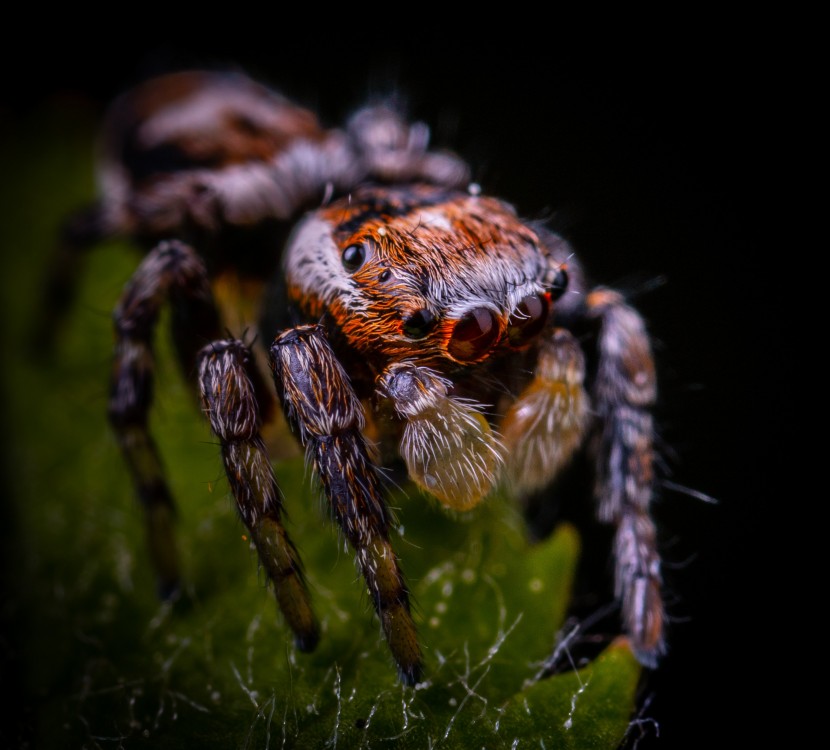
left=198, top=339, right=319, bottom=652
left=108, top=240, right=221, bottom=599
left=270, top=325, right=422, bottom=685
left=377, top=362, right=503, bottom=511
left=586, top=287, right=665, bottom=666
left=32, top=203, right=110, bottom=357
left=499, top=327, right=589, bottom=496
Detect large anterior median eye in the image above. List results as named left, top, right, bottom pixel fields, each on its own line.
left=507, top=293, right=550, bottom=347
left=448, top=307, right=500, bottom=361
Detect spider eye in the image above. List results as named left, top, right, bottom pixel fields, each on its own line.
left=403, top=308, right=435, bottom=339
left=448, top=307, right=500, bottom=361
left=549, top=267, right=569, bottom=300
left=507, top=293, right=550, bottom=347
left=342, top=243, right=367, bottom=272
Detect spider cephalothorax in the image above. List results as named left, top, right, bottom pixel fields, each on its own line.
left=45, top=69, right=666, bottom=686
left=283, top=184, right=575, bottom=369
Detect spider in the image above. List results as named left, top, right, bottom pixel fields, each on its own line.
left=44, top=68, right=665, bottom=686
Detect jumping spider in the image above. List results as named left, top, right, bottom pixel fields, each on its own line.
left=43, top=69, right=665, bottom=685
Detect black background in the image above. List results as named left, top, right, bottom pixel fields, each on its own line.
left=1, top=30, right=786, bottom=749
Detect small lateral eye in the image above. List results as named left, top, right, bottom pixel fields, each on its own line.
left=549, top=267, right=569, bottom=300
left=507, top=293, right=550, bottom=347
left=342, top=243, right=368, bottom=272
left=402, top=308, right=435, bottom=339
left=448, top=307, right=500, bottom=361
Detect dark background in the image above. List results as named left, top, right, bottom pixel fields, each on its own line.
left=1, top=32, right=785, bottom=749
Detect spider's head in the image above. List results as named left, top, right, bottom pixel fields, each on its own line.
left=283, top=184, right=571, bottom=370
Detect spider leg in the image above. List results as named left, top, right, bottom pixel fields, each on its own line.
left=108, top=240, right=220, bottom=599
left=270, top=325, right=421, bottom=685
left=499, top=328, right=589, bottom=497
left=377, top=362, right=503, bottom=511
left=198, top=339, right=319, bottom=652
left=32, top=203, right=110, bottom=357
left=586, top=287, right=665, bottom=667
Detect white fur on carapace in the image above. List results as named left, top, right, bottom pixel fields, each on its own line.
left=283, top=190, right=583, bottom=344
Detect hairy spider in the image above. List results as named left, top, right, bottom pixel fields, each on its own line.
left=44, top=69, right=665, bottom=685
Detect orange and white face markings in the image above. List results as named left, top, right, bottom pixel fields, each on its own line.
left=284, top=184, right=572, bottom=370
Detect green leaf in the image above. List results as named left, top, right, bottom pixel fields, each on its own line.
left=1, top=102, right=642, bottom=749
